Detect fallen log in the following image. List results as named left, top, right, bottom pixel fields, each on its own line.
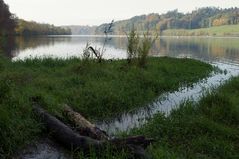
left=33, top=105, right=154, bottom=158
left=63, top=105, right=154, bottom=146
left=33, top=106, right=104, bottom=152
left=63, top=104, right=109, bottom=140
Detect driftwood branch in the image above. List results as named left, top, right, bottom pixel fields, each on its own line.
left=63, top=105, right=109, bottom=140
left=33, top=106, right=104, bottom=152
left=33, top=105, right=154, bottom=158
left=88, top=46, right=99, bottom=58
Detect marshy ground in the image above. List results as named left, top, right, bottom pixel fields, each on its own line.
left=130, top=76, right=239, bottom=159
left=0, top=56, right=215, bottom=158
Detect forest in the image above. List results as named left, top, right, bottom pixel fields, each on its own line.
left=95, top=7, right=239, bottom=34
left=15, top=19, right=71, bottom=36
left=2, top=1, right=239, bottom=36
left=0, top=0, right=71, bottom=36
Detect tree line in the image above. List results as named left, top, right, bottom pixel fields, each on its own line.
left=15, top=19, right=71, bottom=36
left=0, top=0, right=71, bottom=36
left=95, top=7, right=239, bottom=34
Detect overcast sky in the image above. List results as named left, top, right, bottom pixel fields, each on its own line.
left=4, top=0, right=239, bottom=26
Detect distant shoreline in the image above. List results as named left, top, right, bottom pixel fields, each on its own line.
left=13, top=24, right=239, bottom=38
left=47, top=34, right=239, bottom=38
left=50, top=24, right=239, bottom=38
left=161, top=24, right=239, bottom=37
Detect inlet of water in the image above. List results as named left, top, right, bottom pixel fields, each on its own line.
left=96, top=62, right=239, bottom=135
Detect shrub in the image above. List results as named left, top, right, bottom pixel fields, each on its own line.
left=126, top=28, right=158, bottom=67
left=126, top=26, right=139, bottom=64
left=138, top=32, right=158, bottom=67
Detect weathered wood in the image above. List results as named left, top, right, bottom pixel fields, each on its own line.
left=63, top=105, right=109, bottom=140
left=33, top=106, right=104, bottom=152
left=33, top=105, right=154, bottom=158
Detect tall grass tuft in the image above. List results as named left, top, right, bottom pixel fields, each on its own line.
left=138, top=32, right=158, bottom=67
left=126, top=26, right=139, bottom=64
left=85, top=20, right=114, bottom=63
left=126, top=28, right=158, bottom=68
left=0, top=80, right=11, bottom=102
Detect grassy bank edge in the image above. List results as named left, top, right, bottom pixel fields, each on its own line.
left=129, top=76, right=239, bottom=159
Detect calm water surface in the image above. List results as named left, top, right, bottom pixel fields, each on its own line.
left=5, top=35, right=239, bottom=64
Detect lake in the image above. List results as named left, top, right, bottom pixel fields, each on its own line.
left=4, top=35, right=239, bottom=65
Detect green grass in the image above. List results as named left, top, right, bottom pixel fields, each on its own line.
left=162, top=24, right=239, bottom=37
left=130, top=76, right=239, bottom=159
left=0, top=55, right=213, bottom=158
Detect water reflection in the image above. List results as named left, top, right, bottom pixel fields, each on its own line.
left=11, top=36, right=128, bottom=60
left=9, top=36, right=239, bottom=64
left=153, top=37, right=239, bottom=63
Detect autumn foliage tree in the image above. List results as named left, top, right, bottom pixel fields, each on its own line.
left=95, top=7, right=239, bottom=35
left=0, top=0, right=16, bottom=36
left=15, top=19, right=71, bottom=36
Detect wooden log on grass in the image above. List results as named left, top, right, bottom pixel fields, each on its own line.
left=63, top=104, right=154, bottom=146
left=33, top=105, right=154, bottom=158
left=63, top=104, right=109, bottom=140
left=33, top=106, right=104, bottom=152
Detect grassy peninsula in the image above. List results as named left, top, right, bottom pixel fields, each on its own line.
left=0, top=56, right=213, bottom=157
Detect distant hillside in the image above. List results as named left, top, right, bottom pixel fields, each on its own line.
left=64, top=7, right=239, bottom=36
left=62, top=25, right=97, bottom=35
left=95, top=7, right=239, bottom=35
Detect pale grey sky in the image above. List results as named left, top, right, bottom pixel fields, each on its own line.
left=4, top=0, right=239, bottom=26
